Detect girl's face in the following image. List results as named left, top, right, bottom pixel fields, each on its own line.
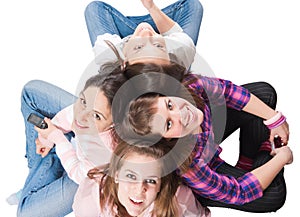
left=123, top=22, right=170, bottom=65
left=116, top=153, right=162, bottom=217
left=151, top=96, right=203, bottom=138
left=72, top=86, right=112, bottom=135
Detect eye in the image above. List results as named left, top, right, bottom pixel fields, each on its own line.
left=134, top=44, right=144, bottom=50
left=126, top=173, right=136, bottom=181
left=167, top=100, right=173, bottom=110
left=153, top=42, right=164, bottom=49
left=167, top=120, right=172, bottom=130
left=79, top=98, right=86, bottom=105
left=144, top=179, right=157, bottom=184
left=93, top=113, right=101, bottom=120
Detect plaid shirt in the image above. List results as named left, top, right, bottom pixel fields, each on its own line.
left=180, top=74, right=263, bottom=205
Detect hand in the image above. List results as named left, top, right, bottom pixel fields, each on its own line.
left=34, top=118, right=58, bottom=139
left=269, top=121, right=289, bottom=145
left=270, top=145, right=293, bottom=165
left=140, top=0, right=155, bottom=11
left=36, top=137, right=52, bottom=158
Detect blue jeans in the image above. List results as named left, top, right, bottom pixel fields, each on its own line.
left=85, top=0, right=203, bottom=46
left=17, top=80, right=78, bottom=217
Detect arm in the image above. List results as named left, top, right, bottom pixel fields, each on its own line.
left=93, top=33, right=123, bottom=65
left=35, top=105, right=74, bottom=157
left=141, top=0, right=175, bottom=34
left=251, top=145, right=293, bottom=190
left=243, top=94, right=289, bottom=144
left=35, top=118, right=95, bottom=184
left=181, top=141, right=292, bottom=205
left=51, top=104, right=74, bottom=133
left=195, top=76, right=289, bottom=144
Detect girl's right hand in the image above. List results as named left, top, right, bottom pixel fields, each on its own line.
left=270, top=145, right=293, bottom=165
left=141, top=0, right=155, bottom=11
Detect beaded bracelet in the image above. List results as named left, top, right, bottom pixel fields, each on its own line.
left=263, top=111, right=286, bottom=129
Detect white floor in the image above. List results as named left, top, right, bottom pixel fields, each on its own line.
left=0, top=0, right=299, bottom=216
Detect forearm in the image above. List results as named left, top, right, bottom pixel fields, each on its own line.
left=242, top=93, right=276, bottom=120
left=147, top=4, right=175, bottom=34
left=251, top=153, right=286, bottom=190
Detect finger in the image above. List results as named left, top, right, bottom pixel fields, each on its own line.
left=36, top=144, right=44, bottom=155
left=270, top=149, right=276, bottom=156
left=42, top=147, right=51, bottom=158
left=35, top=138, right=41, bottom=146
left=269, top=134, right=274, bottom=144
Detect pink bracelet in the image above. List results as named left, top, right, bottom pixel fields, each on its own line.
left=263, top=111, right=282, bottom=125
left=266, top=115, right=286, bottom=129
left=263, top=111, right=286, bottom=129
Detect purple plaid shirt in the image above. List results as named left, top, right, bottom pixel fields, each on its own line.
left=180, top=74, right=263, bottom=205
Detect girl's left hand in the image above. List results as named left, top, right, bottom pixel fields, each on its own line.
left=269, top=121, right=289, bottom=145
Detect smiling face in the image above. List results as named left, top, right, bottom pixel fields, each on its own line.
left=116, top=152, right=162, bottom=217
left=122, top=22, right=170, bottom=65
left=150, top=96, right=203, bottom=138
left=72, top=86, right=113, bottom=135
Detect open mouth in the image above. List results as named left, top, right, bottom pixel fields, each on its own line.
left=74, top=120, right=88, bottom=129
left=184, top=107, right=195, bottom=127
left=129, top=197, right=144, bottom=205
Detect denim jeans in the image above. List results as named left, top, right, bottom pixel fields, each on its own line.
left=85, top=0, right=203, bottom=46
left=17, top=80, right=78, bottom=217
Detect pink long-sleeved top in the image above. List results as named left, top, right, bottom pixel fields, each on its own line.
left=46, top=105, right=116, bottom=184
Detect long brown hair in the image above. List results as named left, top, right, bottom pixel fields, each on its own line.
left=88, top=140, right=180, bottom=217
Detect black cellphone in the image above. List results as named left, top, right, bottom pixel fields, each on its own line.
left=274, top=136, right=282, bottom=148
left=27, top=113, right=48, bottom=129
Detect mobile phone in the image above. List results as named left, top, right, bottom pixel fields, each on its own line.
left=27, top=113, right=48, bottom=129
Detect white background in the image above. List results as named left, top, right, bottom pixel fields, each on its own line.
left=0, top=0, right=299, bottom=216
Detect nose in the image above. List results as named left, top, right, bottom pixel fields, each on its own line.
left=133, top=182, right=147, bottom=194
left=77, top=110, right=89, bottom=123
left=170, top=109, right=182, bottom=125
left=138, top=29, right=155, bottom=37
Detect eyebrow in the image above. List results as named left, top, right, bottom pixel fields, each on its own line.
left=125, top=169, right=159, bottom=180
left=163, top=98, right=169, bottom=133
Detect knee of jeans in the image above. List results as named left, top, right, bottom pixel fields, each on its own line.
left=189, top=0, right=204, bottom=14
left=260, top=81, right=278, bottom=109
left=21, top=80, right=44, bottom=110
left=84, top=1, right=107, bottom=19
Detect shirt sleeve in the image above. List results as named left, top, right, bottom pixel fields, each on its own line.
left=72, top=178, right=101, bottom=217
left=161, top=22, right=183, bottom=35
left=47, top=130, right=94, bottom=184
left=191, top=75, right=251, bottom=110
left=181, top=162, right=263, bottom=205
left=164, top=32, right=196, bottom=69
left=176, top=185, right=211, bottom=217
left=93, top=33, right=123, bottom=65
left=51, top=104, right=74, bottom=133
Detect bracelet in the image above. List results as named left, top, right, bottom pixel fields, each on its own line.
left=263, top=111, right=286, bottom=129
left=263, top=111, right=282, bottom=125
left=266, top=115, right=286, bottom=129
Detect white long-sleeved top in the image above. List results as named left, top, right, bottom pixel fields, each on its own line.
left=93, top=23, right=196, bottom=70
